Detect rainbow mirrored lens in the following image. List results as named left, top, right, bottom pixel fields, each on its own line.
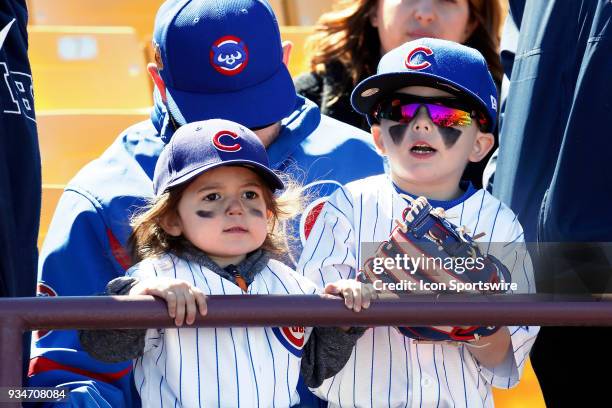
left=419, top=104, right=471, bottom=127
left=376, top=96, right=476, bottom=128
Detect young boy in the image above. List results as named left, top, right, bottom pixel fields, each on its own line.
left=298, top=38, right=539, bottom=407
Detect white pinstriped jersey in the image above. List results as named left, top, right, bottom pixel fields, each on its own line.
left=298, top=174, right=539, bottom=408
left=127, top=254, right=318, bottom=408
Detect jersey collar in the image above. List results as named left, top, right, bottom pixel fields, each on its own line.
left=393, top=180, right=477, bottom=210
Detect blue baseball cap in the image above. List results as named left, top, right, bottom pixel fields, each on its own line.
left=152, top=0, right=296, bottom=129
left=153, top=119, right=284, bottom=195
left=351, top=38, right=498, bottom=132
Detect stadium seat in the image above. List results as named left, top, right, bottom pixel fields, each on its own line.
left=268, top=0, right=287, bottom=25
left=28, top=26, right=152, bottom=110
left=38, top=109, right=150, bottom=185
left=40, top=184, right=63, bottom=247
left=27, top=0, right=287, bottom=39
left=27, top=0, right=163, bottom=42
left=284, top=0, right=333, bottom=26
left=493, top=359, right=546, bottom=407
left=280, top=26, right=315, bottom=78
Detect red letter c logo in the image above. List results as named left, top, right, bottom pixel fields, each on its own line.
left=213, top=130, right=242, bottom=152
left=405, top=46, right=433, bottom=70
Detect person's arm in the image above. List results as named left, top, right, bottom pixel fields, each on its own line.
left=300, top=326, right=366, bottom=388
left=300, top=279, right=377, bottom=387
left=472, top=214, right=539, bottom=389
left=297, top=186, right=358, bottom=287
left=1, top=0, right=41, bottom=386
left=29, top=190, right=136, bottom=408
left=80, top=272, right=208, bottom=363
left=78, top=277, right=147, bottom=363
left=466, top=327, right=512, bottom=369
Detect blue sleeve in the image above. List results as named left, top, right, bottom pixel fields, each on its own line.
left=29, top=189, right=138, bottom=407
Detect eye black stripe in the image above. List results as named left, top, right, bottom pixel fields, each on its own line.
left=388, top=124, right=408, bottom=145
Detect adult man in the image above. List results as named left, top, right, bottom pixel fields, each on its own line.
left=29, top=0, right=384, bottom=406
left=492, top=0, right=611, bottom=406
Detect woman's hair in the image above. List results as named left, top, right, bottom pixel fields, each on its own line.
left=306, top=0, right=505, bottom=103
left=463, top=0, right=505, bottom=85
left=128, top=171, right=304, bottom=263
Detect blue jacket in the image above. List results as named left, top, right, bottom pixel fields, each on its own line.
left=29, top=96, right=384, bottom=407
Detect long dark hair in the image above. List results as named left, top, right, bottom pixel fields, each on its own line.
left=306, top=0, right=505, bottom=105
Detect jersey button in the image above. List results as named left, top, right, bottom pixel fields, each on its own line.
left=421, top=376, right=433, bottom=388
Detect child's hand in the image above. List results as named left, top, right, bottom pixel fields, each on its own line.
left=129, top=278, right=208, bottom=326
left=324, top=279, right=378, bottom=312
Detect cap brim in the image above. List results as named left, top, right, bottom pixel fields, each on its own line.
left=165, top=65, right=297, bottom=129
left=165, top=159, right=285, bottom=193
left=351, top=72, right=493, bottom=130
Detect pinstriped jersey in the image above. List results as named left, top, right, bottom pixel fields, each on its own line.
left=298, top=174, right=539, bottom=408
left=127, top=254, right=318, bottom=408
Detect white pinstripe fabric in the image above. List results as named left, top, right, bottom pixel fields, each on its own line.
left=128, top=255, right=318, bottom=408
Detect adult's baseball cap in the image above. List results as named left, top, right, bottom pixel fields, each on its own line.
left=153, top=119, right=284, bottom=196
left=152, top=0, right=297, bottom=128
left=351, top=38, right=498, bottom=132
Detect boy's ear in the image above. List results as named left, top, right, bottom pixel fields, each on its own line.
left=469, top=131, right=495, bottom=163
left=371, top=124, right=387, bottom=155
left=159, top=211, right=182, bottom=237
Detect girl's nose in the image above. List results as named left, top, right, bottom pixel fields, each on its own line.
left=226, top=197, right=245, bottom=215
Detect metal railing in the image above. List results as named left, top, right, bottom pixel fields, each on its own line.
left=2, top=294, right=612, bottom=406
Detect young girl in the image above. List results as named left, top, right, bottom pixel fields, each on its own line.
left=80, top=119, right=375, bottom=407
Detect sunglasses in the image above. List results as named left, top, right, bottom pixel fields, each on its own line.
left=373, top=94, right=488, bottom=131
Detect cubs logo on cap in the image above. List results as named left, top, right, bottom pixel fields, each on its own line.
left=153, top=119, right=284, bottom=196
left=213, top=130, right=242, bottom=152
left=152, top=0, right=296, bottom=129
left=405, top=46, right=433, bottom=71
left=272, top=326, right=305, bottom=357
left=210, top=35, right=249, bottom=76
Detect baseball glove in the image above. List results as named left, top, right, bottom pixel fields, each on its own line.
left=358, top=195, right=511, bottom=343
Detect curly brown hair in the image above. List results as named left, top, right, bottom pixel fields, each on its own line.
left=128, top=172, right=304, bottom=263
left=306, top=0, right=505, bottom=104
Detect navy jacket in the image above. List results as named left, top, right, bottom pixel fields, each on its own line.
left=0, top=0, right=40, bottom=387
left=0, top=0, right=40, bottom=298
left=493, top=0, right=612, bottom=244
